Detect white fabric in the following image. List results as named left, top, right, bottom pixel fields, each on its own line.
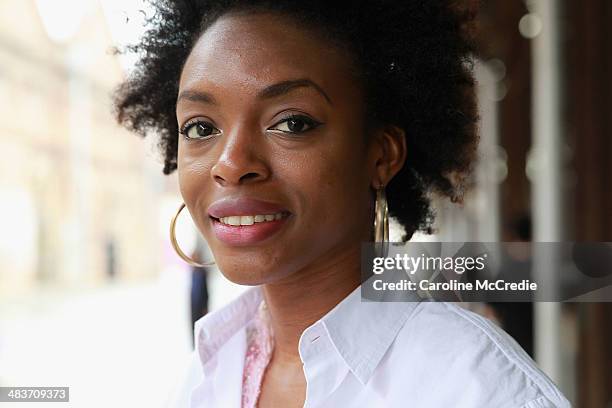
left=167, top=281, right=571, bottom=408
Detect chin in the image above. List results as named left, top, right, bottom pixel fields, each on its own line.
left=215, top=258, right=278, bottom=286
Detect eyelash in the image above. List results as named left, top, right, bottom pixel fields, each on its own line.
left=268, top=114, right=322, bottom=134
left=179, top=118, right=219, bottom=140
left=179, top=114, right=322, bottom=140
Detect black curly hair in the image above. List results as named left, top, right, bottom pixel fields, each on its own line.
left=113, top=0, right=480, bottom=242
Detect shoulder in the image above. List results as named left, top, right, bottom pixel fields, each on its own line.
left=380, top=301, right=571, bottom=408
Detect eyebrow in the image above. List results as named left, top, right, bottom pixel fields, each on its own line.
left=177, top=78, right=332, bottom=106
left=257, top=78, right=332, bottom=104
left=176, top=90, right=218, bottom=105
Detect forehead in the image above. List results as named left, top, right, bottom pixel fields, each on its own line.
left=178, top=12, right=357, bottom=98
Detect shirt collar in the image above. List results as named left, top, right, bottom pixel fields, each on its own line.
left=195, top=277, right=422, bottom=385
left=306, top=277, right=422, bottom=385
left=195, top=285, right=263, bottom=372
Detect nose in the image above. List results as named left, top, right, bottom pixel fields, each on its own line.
left=210, top=124, right=270, bottom=186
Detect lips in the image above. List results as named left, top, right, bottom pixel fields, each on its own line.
left=207, top=196, right=290, bottom=219
left=207, top=196, right=292, bottom=246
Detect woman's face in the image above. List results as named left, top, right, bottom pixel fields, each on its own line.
left=176, top=12, right=377, bottom=285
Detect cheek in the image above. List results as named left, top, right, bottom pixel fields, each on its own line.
left=289, top=138, right=370, bottom=237
left=325, top=159, right=369, bottom=223
left=177, top=143, right=214, bottom=225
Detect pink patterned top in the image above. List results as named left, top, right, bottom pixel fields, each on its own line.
left=241, top=300, right=275, bottom=408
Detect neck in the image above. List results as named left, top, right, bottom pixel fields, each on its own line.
left=261, top=242, right=362, bottom=364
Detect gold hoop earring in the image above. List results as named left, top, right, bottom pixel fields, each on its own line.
left=170, top=203, right=216, bottom=268
left=374, top=184, right=389, bottom=257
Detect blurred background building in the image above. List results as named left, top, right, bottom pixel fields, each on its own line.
left=0, top=0, right=609, bottom=407
left=0, top=0, right=161, bottom=295
left=433, top=2, right=611, bottom=407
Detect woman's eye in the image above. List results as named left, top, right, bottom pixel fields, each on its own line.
left=181, top=121, right=220, bottom=140
left=269, top=116, right=320, bottom=134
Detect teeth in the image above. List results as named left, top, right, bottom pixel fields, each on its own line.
left=240, top=216, right=254, bottom=225
left=218, top=212, right=286, bottom=226
left=225, top=216, right=241, bottom=226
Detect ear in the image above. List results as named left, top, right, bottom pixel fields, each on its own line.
left=369, top=125, right=407, bottom=189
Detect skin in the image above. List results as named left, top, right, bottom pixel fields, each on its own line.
left=176, top=12, right=406, bottom=407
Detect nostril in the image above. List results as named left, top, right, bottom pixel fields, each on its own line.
left=212, top=172, right=262, bottom=186
left=240, top=172, right=261, bottom=182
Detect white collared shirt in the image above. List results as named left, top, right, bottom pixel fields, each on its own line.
left=167, top=282, right=570, bottom=408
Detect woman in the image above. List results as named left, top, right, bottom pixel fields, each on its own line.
left=114, top=1, right=570, bottom=407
